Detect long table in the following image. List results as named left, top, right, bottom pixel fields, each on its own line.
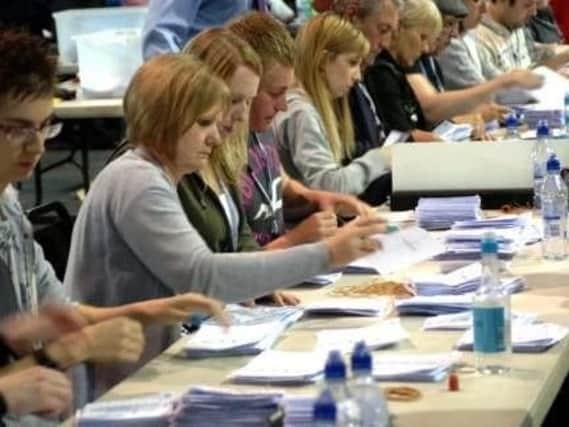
left=65, top=222, right=569, bottom=427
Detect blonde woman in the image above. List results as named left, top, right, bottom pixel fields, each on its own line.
left=274, top=13, right=391, bottom=205
left=66, top=54, right=387, bottom=389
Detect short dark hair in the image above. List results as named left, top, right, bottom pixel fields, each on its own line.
left=0, top=29, right=57, bottom=102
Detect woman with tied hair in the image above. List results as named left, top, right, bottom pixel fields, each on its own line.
left=274, top=12, right=391, bottom=204
left=66, top=53, right=387, bottom=391
left=363, top=0, right=444, bottom=142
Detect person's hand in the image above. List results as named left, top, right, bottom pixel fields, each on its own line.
left=0, top=306, right=87, bottom=355
left=258, top=291, right=301, bottom=306
left=304, top=189, right=374, bottom=217
left=130, top=293, right=229, bottom=327
left=503, top=69, right=544, bottom=90
left=286, top=211, right=338, bottom=245
left=477, top=103, right=511, bottom=123
left=325, top=215, right=387, bottom=267
left=81, top=317, right=144, bottom=364
left=0, top=367, right=71, bottom=417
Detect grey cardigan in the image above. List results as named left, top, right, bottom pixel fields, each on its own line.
left=273, top=89, right=390, bottom=196
left=64, top=149, right=329, bottom=391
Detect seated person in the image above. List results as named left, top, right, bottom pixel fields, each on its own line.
left=0, top=29, right=227, bottom=402
left=65, top=54, right=386, bottom=392
left=273, top=13, right=393, bottom=205
left=364, top=0, right=443, bottom=142
left=407, top=0, right=543, bottom=129
left=527, top=0, right=564, bottom=44
left=228, top=12, right=374, bottom=244
left=473, top=0, right=569, bottom=80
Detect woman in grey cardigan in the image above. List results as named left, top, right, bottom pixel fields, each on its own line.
left=65, top=54, right=386, bottom=393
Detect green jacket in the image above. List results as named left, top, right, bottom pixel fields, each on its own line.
left=177, top=173, right=259, bottom=253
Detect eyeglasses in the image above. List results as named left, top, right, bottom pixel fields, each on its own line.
left=0, top=122, right=63, bottom=147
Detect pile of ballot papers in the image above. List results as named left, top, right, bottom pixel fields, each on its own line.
left=423, top=311, right=537, bottom=331
left=302, top=297, right=393, bottom=317
left=372, top=352, right=462, bottom=382
left=456, top=322, right=569, bottom=353
left=228, top=350, right=325, bottom=385
left=415, top=196, right=481, bottom=230
left=171, top=387, right=283, bottom=427
left=411, top=263, right=526, bottom=296
left=184, top=305, right=303, bottom=358
left=282, top=396, right=316, bottom=427
left=315, top=319, right=408, bottom=352
left=77, top=393, right=176, bottom=427
left=396, top=294, right=473, bottom=315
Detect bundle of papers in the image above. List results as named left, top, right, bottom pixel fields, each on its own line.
left=373, top=352, right=462, bottom=382
left=171, top=386, right=282, bottom=427
left=77, top=393, right=176, bottom=427
left=423, top=311, right=537, bottom=331
left=456, top=322, right=569, bottom=353
left=348, top=227, right=445, bottom=274
left=282, top=395, right=315, bottom=427
left=184, top=305, right=303, bottom=358
left=302, top=297, right=393, bottom=317
left=301, top=272, right=343, bottom=287
left=412, top=263, right=526, bottom=296
left=434, top=120, right=473, bottom=142
left=396, top=294, right=473, bottom=315
left=452, top=214, right=530, bottom=230
left=229, top=350, right=325, bottom=385
left=316, top=319, right=408, bottom=352
left=415, top=196, right=482, bottom=230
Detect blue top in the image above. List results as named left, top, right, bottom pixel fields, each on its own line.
left=142, top=0, right=252, bottom=60
left=324, top=350, right=347, bottom=380
left=313, top=391, right=337, bottom=423
left=351, top=341, right=372, bottom=372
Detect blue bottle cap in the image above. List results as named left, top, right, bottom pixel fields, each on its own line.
left=505, top=113, right=518, bottom=128
left=480, top=232, right=498, bottom=254
left=547, top=154, right=561, bottom=172
left=351, top=341, right=372, bottom=372
left=324, top=350, right=346, bottom=380
left=537, top=120, right=550, bottom=138
left=313, top=391, right=337, bottom=423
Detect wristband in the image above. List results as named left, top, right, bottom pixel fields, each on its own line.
left=0, top=392, right=7, bottom=417
left=32, top=347, right=61, bottom=371
left=0, top=335, right=19, bottom=367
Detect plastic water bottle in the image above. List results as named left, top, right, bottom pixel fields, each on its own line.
left=313, top=390, right=337, bottom=427
left=350, top=342, right=390, bottom=427
left=563, top=92, right=569, bottom=136
left=541, top=154, right=568, bottom=260
left=472, top=232, right=511, bottom=375
left=324, top=351, right=362, bottom=427
left=295, top=0, right=314, bottom=24
left=504, top=113, right=519, bottom=140
left=532, top=120, right=552, bottom=209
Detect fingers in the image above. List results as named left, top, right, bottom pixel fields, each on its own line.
left=273, top=292, right=285, bottom=306
left=42, top=305, right=87, bottom=333
left=281, top=293, right=301, bottom=306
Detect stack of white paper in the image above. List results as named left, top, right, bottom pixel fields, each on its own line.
left=415, top=196, right=481, bottom=230
left=434, top=120, right=473, bottom=142
left=412, top=263, right=526, bottom=296
left=302, top=272, right=343, bottom=287
left=77, top=393, right=175, bottom=427
left=316, top=319, right=408, bottom=352
left=423, top=311, right=537, bottom=331
left=184, top=305, right=303, bottom=358
left=303, top=297, right=393, bottom=317
left=452, top=214, right=530, bottom=230
left=171, top=386, right=282, bottom=427
left=282, top=395, right=315, bottom=427
left=457, top=322, right=569, bottom=353
left=348, top=227, right=445, bottom=274
left=229, top=350, right=325, bottom=385
left=396, top=294, right=473, bottom=315
left=373, top=352, right=462, bottom=382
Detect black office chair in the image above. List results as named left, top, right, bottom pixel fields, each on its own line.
left=27, top=201, right=74, bottom=281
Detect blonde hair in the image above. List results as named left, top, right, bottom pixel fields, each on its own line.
left=295, top=12, right=369, bottom=161
left=123, top=55, right=229, bottom=166
left=183, top=28, right=262, bottom=186
left=228, top=11, right=295, bottom=69
left=397, top=0, right=442, bottom=36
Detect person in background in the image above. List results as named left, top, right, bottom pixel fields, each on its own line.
left=179, top=29, right=298, bottom=306
left=527, top=0, right=563, bottom=44
left=66, top=53, right=386, bottom=394
left=273, top=13, right=392, bottom=205
left=142, top=0, right=266, bottom=60
left=228, top=12, right=374, bottom=250
left=364, top=0, right=443, bottom=142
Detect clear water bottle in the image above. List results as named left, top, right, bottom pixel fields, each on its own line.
left=472, top=232, right=511, bottom=375
left=350, top=342, right=390, bottom=427
left=541, top=154, right=568, bottom=260
left=324, top=351, right=362, bottom=427
left=504, top=113, right=519, bottom=140
left=532, top=120, right=552, bottom=209
left=313, top=390, right=337, bottom=427
left=563, top=92, right=569, bottom=136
